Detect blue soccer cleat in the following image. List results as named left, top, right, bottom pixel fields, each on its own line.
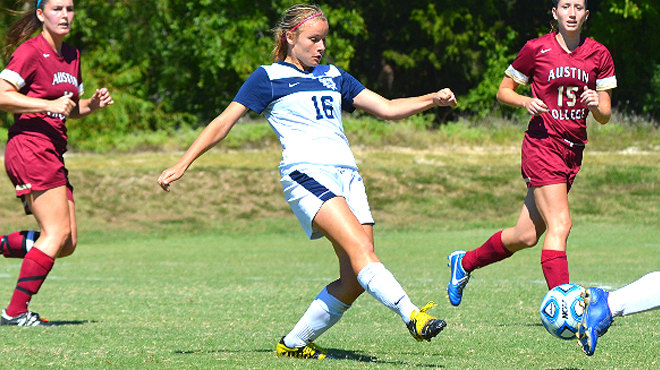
left=447, top=251, right=470, bottom=306
left=577, top=287, right=613, bottom=356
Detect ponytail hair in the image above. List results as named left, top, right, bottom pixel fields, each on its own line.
left=4, top=0, right=46, bottom=58
left=271, top=4, right=326, bottom=62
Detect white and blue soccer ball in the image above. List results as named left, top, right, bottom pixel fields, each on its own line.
left=539, top=283, right=585, bottom=340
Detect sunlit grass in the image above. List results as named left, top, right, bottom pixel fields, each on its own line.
left=0, top=121, right=657, bottom=368
left=0, top=224, right=657, bottom=369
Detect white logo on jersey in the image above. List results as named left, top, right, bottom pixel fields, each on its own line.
left=43, top=53, right=50, bottom=58
left=52, top=72, right=78, bottom=87
left=47, top=111, right=67, bottom=121
left=547, top=66, right=589, bottom=83
left=289, top=82, right=300, bottom=87
left=541, top=48, right=551, bottom=54
left=318, top=77, right=337, bottom=91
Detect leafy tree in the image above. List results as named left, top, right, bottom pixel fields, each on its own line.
left=1, top=0, right=659, bottom=138
left=328, top=0, right=526, bottom=121
left=589, top=0, right=660, bottom=118
left=75, top=0, right=366, bottom=121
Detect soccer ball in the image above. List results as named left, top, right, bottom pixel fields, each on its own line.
left=539, top=283, right=585, bottom=340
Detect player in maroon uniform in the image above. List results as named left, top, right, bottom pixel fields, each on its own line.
left=447, top=0, right=617, bottom=306
left=0, top=0, right=113, bottom=326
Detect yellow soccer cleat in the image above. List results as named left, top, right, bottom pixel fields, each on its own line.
left=407, top=301, right=447, bottom=342
left=276, top=337, right=334, bottom=360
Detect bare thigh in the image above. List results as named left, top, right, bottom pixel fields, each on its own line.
left=25, top=186, right=73, bottom=258
left=312, top=197, right=379, bottom=273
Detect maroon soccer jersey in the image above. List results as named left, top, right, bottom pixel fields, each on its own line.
left=0, top=34, right=83, bottom=152
left=505, top=33, right=617, bottom=144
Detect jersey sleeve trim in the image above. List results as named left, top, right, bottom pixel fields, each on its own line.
left=0, top=69, right=25, bottom=90
left=596, top=75, right=617, bottom=91
left=505, top=65, right=529, bottom=85
left=233, top=67, right=272, bottom=114
left=338, top=68, right=366, bottom=113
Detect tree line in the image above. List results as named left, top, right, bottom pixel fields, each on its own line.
left=1, top=0, right=658, bottom=141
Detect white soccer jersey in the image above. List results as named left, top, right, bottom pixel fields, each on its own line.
left=233, top=61, right=366, bottom=171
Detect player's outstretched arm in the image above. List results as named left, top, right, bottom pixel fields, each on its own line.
left=158, top=102, right=249, bottom=192
left=353, top=88, right=457, bottom=121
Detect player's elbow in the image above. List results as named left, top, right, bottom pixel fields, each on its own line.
left=495, top=90, right=505, bottom=104
left=594, top=111, right=611, bottom=125
left=496, top=89, right=513, bottom=107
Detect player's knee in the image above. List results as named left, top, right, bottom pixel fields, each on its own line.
left=57, top=236, right=77, bottom=258
left=46, top=226, right=73, bottom=252
left=352, top=239, right=375, bottom=260
left=549, top=219, right=572, bottom=239
left=341, top=230, right=373, bottom=253
left=345, top=239, right=377, bottom=273
left=517, top=231, right=540, bottom=249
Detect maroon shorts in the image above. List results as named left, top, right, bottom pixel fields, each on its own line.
left=520, top=133, right=584, bottom=191
left=4, top=134, right=74, bottom=213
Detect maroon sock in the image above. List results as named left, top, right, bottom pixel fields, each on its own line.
left=462, top=231, right=513, bottom=273
left=541, top=250, right=569, bottom=289
left=1, top=231, right=40, bottom=258
left=5, top=247, right=54, bottom=317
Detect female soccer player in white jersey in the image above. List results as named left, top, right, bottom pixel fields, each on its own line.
left=447, top=0, right=617, bottom=305
left=579, top=272, right=660, bottom=355
left=0, top=0, right=113, bottom=326
left=158, top=4, right=457, bottom=360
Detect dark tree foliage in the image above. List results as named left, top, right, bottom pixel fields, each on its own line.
left=588, top=0, right=660, bottom=117
left=1, top=0, right=658, bottom=133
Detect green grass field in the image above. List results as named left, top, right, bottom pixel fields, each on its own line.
left=0, top=225, right=658, bottom=369
left=0, top=139, right=658, bottom=369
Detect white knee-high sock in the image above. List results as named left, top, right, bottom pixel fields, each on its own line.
left=283, top=286, right=350, bottom=348
left=357, top=262, right=418, bottom=323
left=608, top=271, right=660, bottom=317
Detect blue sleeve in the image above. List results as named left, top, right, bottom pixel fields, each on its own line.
left=339, top=69, right=366, bottom=113
left=233, top=67, right=273, bottom=114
